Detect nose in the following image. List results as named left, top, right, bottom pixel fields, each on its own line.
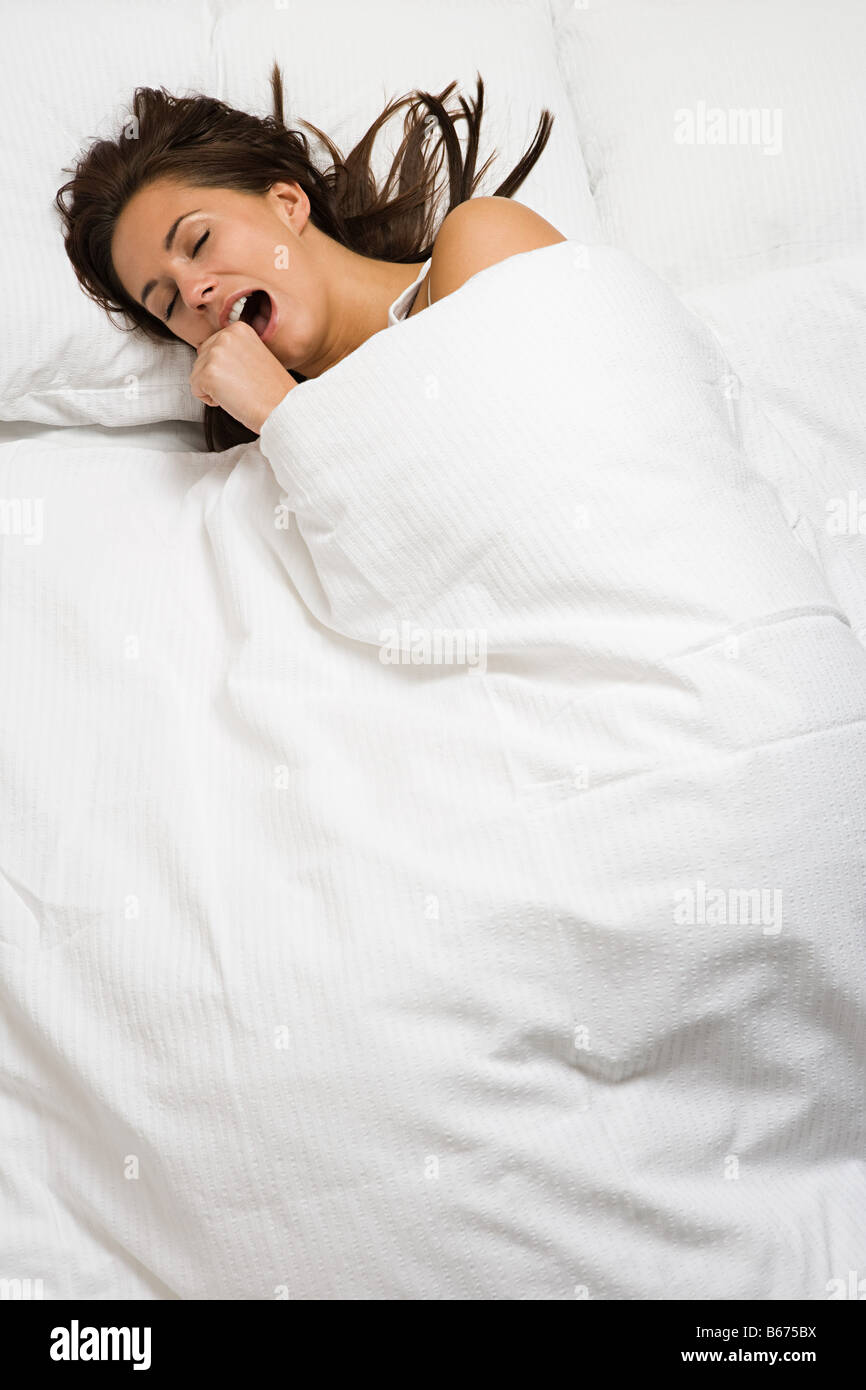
left=175, top=264, right=218, bottom=322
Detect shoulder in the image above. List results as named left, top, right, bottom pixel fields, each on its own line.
left=428, top=196, right=567, bottom=303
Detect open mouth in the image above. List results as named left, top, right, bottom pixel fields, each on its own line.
left=227, top=289, right=274, bottom=339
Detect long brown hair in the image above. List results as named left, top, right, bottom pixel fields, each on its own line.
left=55, top=64, right=554, bottom=451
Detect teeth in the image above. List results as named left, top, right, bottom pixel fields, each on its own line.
left=227, top=295, right=248, bottom=324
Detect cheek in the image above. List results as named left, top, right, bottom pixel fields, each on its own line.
left=272, top=283, right=309, bottom=330
left=269, top=297, right=317, bottom=366
left=252, top=226, right=288, bottom=282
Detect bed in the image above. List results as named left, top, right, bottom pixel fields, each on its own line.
left=1, top=0, right=864, bottom=1300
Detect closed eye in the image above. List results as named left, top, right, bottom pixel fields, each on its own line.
left=164, top=229, right=209, bottom=322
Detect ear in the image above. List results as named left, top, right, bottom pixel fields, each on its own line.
left=268, top=180, right=310, bottom=232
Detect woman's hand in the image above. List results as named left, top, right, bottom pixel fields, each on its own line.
left=189, top=320, right=297, bottom=434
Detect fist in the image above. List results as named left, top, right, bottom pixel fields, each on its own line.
left=189, top=320, right=296, bottom=435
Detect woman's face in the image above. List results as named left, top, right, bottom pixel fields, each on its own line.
left=111, top=178, right=320, bottom=369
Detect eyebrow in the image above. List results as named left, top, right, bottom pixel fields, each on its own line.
left=140, top=209, right=202, bottom=307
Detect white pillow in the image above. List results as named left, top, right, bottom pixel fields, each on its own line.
left=551, top=0, right=866, bottom=290
left=3, top=0, right=597, bottom=427
left=3, top=0, right=211, bottom=426
left=217, top=0, right=599, bottom=246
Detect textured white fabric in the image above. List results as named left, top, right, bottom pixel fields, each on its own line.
left=3, top=0, right=596, bottom=427
left=0, top=417, right=209, bottom=454
left=551, top=0, right=866, bottom=290
left=680, top=253, right=866, bottom=641
left=3, top=241, right=864, bottom=1299
left=388, top=260, right=432, bottom=326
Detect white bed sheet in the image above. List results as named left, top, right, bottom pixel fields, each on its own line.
left=0, top=418, right=208, bottom=454
left=1, top=240, right=864, bottom=1300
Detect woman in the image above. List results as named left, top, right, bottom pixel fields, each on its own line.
left=55, top=64, right=566, bottom=451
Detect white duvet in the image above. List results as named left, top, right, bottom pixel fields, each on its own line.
left=1, top=241, right=864, bottom=1299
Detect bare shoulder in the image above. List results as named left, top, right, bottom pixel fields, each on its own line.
left=427, top=196, right=567, bottom=304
